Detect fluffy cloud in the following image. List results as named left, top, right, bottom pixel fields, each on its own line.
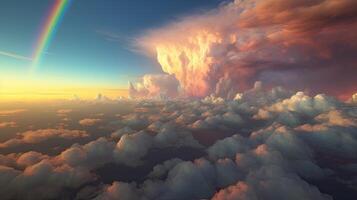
left=0, top=109, right=27, bottom=116
left=0, top=129, right=88, bottom=148
left=239, top=165, right=331, bottom=200
left=207, top=134, right=250, bottom=160
left=94, top=182, right=140, bottom=200
left=113, top=124, right=201, bottom=166
left=147, top=158, right=183, bottom=179
left=137, top=0, right=357, bottom=98
left=0, top=122, right=16, bottom=128
left=57, top=137, right=116, bottom=169
left=315, top=109, right=356, bottom=126
left=114, top=131, right=154, bottom=166
left=129, top=74, right=180, bottom=99
left=350, top=93, right=357, bottom=103
left=0, top=158, right=93, bottom=200
left=212, top=181, right=257, bottom=200
left=79, top=118, right=102, bottom=126
left=56, top=109, right=72, bottom=117
left=111, top=126, right=135, bottom=140
left=0, top=85, right=356, bottom=199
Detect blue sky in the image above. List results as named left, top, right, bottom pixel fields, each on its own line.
left=0, top=0, right=224, bottom=88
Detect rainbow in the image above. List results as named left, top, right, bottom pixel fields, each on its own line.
left=31, top=0, right=72, bottom=73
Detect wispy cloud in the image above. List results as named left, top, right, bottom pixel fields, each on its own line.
left=0, top=50, right=32, bottom=61
left=96, top=30, right=132, bottom=44
left=0, top=109, right=27, bottom=116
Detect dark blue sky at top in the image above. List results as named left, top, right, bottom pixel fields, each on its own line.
left=0, top=0, right=225, bottom=87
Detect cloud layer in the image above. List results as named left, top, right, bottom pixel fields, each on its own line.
left=0, top=84, right=356, bottom=199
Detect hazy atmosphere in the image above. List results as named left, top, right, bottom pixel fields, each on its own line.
left=0, top=0, right=356, bottom=200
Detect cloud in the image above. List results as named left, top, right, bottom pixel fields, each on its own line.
left=0, top=109, right=27, bottom=116
left=0, top=129, right=88, bottom=148
left=96, top=30, right=130, bottom=43
left=56, top=109, right=72, bottom=117
left=129, top=74, right=180, bottom=99
left=57, top=137, right=115, bottom=169
left=0, top=85, right=356, bottom=199
left=350, top=93, right=357, bottom=103
left=113, top=124, right=201, bottom=166
left=233, top=165, right=331, bottom=200
left=0, top=160, right=93, bottom=200
left=79, top=118, right=102, bottom=126
left=137, top=0, right=357, bottom=98
left=212, top=181, right=257, bottom=200
left=0, top=122, right=16, bottom=128
left=207, top=134, right=250, bottom=160
left=114, top=131, right=154, bottom=166
left=16, top=151, right=49, bottom=167
left=315, top=109, right=356, bottom=127
left=111, top=126, right=135, bottom=140
left=147, top=158, right=183, bottom=179
left=93, top=182, right=140, bottom=200
left=0, top=50, right=32, bottom=61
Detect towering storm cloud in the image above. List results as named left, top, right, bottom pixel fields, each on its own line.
left=136, top=0, right=357, bottom=99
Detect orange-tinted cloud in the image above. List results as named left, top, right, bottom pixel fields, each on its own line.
left=129, top=74, right=180, bottom=99
left=137, top=0, right=357, bottom=98
left=0, top=109, right=27, bottom=116
left=79, top=118, right=102, bottom=126
left=0, top=121, right=16, bottom=128
left=0, top=129, right=88, bottom=148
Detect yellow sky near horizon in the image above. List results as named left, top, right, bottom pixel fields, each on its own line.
left=0, top=73, right=129, bottom=102
left=0, top=87, right=128, bottom=102
left=0, top=80, right=128, bottom=102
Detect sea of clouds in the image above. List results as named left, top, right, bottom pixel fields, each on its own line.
left=0, top=83, right=356, bottom=200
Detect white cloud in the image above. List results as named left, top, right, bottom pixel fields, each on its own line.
left=0, top=50, right=32, bottom=61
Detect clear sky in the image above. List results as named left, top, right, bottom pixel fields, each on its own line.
left=0, top=0, right=223, bottom=101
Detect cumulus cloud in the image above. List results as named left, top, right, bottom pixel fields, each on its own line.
left=0, top=109, right=27, bottom=116
left=0, top=157, right=93, bottom=200
left=207, top=134, right=250, bottom=160
left=129, top=74, right=180, bottom=99
left=94, top=182, right=140, bottom=200
left=0, top=129, right=88, bottom=148
left=147, top=158, right=183, bottom=179
left=57, top=137, right=116, bottom=169
left=136, top=0, right=357, bottom=98
left=79, top=118, right=102, bottom=126
left=0, top=85, right=356, bottom=199
left=56, top=109, right=72, bottom=117
left=350, top=93, right=357, bottom=103
left=212, top=181, right=257, bottom=200
left=111, top=126, right=135, bottom=140
left=315, top=109, right=356, bottom=126
left=0, top=121, right=16, bottom=128
left=113, top=124, right=201, bottom=166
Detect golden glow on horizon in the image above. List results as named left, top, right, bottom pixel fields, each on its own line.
left=0, top=78, right=128, bottom=102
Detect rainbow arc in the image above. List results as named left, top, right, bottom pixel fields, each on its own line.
left=31, top=0, right=72, bottom=73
